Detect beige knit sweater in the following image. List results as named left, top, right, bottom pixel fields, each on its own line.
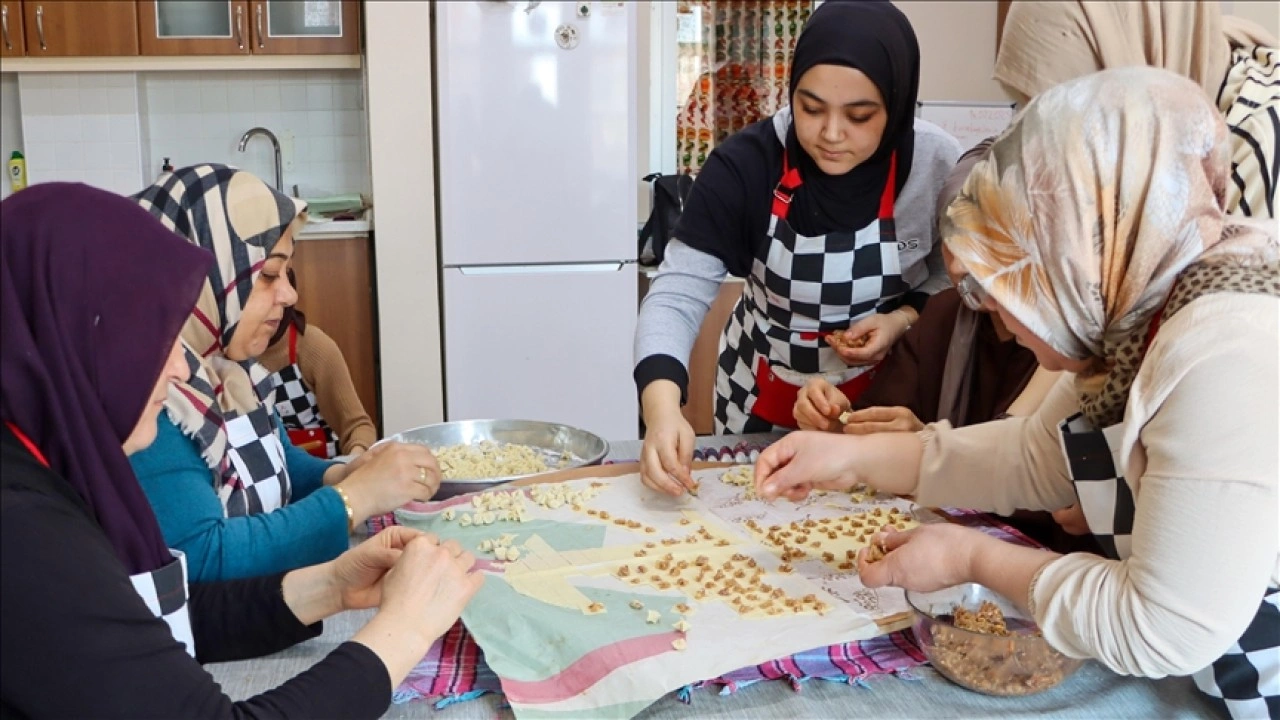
left=258, top=325, right=377, bottom=455
left=914, top=293, right=1279, bottom=678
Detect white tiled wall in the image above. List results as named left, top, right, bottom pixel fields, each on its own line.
left=142, top=69, right=370, bottom=196
left=10, top=68, right=370, bottom=199
left=18, top=73, right=146, bottom=196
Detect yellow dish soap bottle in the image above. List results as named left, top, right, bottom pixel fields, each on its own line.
left=7, top=151, right=27, bottom=192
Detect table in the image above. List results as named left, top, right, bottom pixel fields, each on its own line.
left=206, top=434, right=1220, bottom=718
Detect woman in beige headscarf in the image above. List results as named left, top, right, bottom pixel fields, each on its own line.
left=996, top=0, right=1279, bottom=219
left=754, top=67, right=1278, bottom=717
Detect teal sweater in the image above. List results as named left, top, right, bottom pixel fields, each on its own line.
left=130, top=413, right=349, bottom=582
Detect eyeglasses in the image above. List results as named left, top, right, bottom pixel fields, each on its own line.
left=956, top=274, right=990, bottom=311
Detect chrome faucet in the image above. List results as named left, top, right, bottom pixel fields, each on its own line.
left=237, top=127, right=283, bottom=192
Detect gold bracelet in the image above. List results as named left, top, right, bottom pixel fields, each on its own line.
left=333, top=486, right=356, bottom=534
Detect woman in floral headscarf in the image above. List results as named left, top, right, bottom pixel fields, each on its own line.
left=129, top=165, right=444, bottom=583
left=754, top=67, right=1278, bottom=717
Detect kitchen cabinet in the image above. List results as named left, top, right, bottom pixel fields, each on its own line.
left=138, top=0, right=359, bottom=56
left=1, top=1, right=25, bottom=57
left=23, top=1, right=138, bottom=57
left=291, top=234, right=380, bottom=430
left=681, top=279, right=743, bottom=435
left=247, top=0, right=358, bottom=55
left=138, top=0, right=249, bottom=56
left=639, top=272, right=744, bottom=436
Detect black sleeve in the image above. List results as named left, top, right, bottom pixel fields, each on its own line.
left=189, top=573, right=319, bottom=663
left=673, top=124, right=778, bottom=278
left=633, top=355, right=690, bottom=405
left=0, top=485, right=391, bottom=720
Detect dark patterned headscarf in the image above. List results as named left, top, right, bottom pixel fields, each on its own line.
left=134, top=164, right=307, bottom=494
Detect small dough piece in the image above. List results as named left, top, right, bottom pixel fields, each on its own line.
left=646, top=610, right=661, bottom=624
left=672, top=638, right=688, bottom=651
left=630, top=600, right=645, bottom=610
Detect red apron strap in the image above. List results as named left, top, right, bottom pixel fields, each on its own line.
left=4, top=421, right=50, bottom=468
left=287, top=324, right=299, bottom=365
left=878, top=152, right=897, bottom=219
left=771, top=150, right=803, bottom=220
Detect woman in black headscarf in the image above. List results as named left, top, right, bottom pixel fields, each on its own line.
left=635, top=0, right=961, bottom=495
left=0, top=184, right=482, bottom=718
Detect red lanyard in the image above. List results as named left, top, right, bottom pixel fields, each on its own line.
left=4, top=421, right=50, bottom=468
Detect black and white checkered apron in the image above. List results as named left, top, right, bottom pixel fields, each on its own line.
left=269, top=326, right=339, bottom=459
left=1060, top=416, right=1278, bottom=718
left=714, top=119, right=917, bottom=434
left=222, top=404, right=292, bottom=517
left=128, top=549, right=196, bottom=658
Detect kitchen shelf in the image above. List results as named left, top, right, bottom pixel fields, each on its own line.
left=0, top=54, right=359, bottom=73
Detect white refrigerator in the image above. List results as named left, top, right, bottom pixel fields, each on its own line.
left=435, top=1, right=640, bottom=441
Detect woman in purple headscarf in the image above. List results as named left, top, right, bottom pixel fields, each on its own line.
left=0, top=184, right=482, bottom=718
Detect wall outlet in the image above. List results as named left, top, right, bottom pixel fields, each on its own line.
left=281, top=130, right=296, bottom=172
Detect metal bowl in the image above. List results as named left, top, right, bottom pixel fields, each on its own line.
left=379, top=419, right=609, bottom=499
left=907, top=583, right=1082, bottom=696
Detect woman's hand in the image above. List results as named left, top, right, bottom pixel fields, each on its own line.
left=841, top=406, right=924, bottom=435
left=831, top=309, right=916, bottom=367
left=350, top=534, right=486, bottom=686
left=1051, top=504, right=1090, bottom=535
left=376, top=535, right=485, bottom=648
left=335, top=442, right=442, bottom=523
left=322, top=441, right=380, bottom=486
left=331, top=526, right=426, bottom=611
left=857, top=524, right=983, bottom=592
left=754, top=431, right=862, bottom=502
left=794, top=378, right=849, bottom=432
left=859, top=523, right=1060, bottom=620
left=640, top=380, right=697, bottom=496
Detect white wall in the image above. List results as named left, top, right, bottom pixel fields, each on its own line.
left=1223, top=1, right=1280, bottom=38
left=365, top=0, right=444, bottom=433
left=0, top=74, right=22, bottom=200
left=18, top=73, right=145, bottom=195
left=898, top=1, right=1009, bottom=103
left=7, top=68, right=370, bottom=198
left=142, top=69, right=369, bottom=195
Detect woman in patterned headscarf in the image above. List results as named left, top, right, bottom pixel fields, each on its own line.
left=129, top=164, right=444, bottom=583
left=1, top=183, right=483, bottom=718
left=754, top=68, right=1278, bottom=717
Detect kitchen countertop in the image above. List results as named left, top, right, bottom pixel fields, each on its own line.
left=205, top=433, right=1218, bottom=718
left=297, top=212, right=373, bottom=239
left=297, top=219, right=372, bottom=238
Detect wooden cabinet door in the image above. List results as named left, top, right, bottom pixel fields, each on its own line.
left=23, top=1, right=138, bottom=56
left=248, top=0, right=358, bottom=55
left=291, top=236, right=380, bottom=428
left=138, top=0, right=250, bottom=56
left=682, top=280, right=743, bottom=435
left=0, top=1, right=25, bottom=57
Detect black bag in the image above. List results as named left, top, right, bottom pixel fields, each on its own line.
left=638, top=172, right=695, bottom=267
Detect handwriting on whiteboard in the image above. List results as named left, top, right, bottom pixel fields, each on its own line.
left=917, top=103, right=1016, bottom=152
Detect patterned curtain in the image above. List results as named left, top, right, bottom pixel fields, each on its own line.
left=675, top=1, right=812, bottom=174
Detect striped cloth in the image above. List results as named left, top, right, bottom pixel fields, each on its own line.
left=1217, top=45, right=1279, bottom=219
left=385, top=505, right=1040, bottom=707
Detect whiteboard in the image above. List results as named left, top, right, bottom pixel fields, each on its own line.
left=917, top=102, right=1016, bottom=151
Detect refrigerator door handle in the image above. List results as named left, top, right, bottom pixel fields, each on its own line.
left=455, top=262, right=629, bottom=275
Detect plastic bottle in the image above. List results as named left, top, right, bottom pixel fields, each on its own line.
left=7, top=150, right=27, bottom=192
